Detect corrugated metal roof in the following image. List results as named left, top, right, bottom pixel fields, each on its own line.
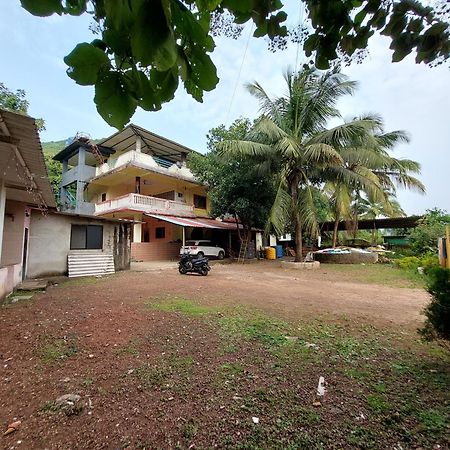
left=68, top=250, right=115, bottom=278
left=0, top=109, right=56, bottom=207
left=145, top=214, right=245, bottom=230
left=98, top=124, right=199, bottom=163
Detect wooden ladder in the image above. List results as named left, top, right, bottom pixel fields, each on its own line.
left=237, top=236, right=249, bottom=264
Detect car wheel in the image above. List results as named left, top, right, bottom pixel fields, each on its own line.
left=218, top=251, right=225, bottom=260
left=197, top=251, right=204, bottom=258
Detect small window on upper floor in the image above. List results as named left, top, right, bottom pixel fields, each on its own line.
left=194, top=194, right=207, bottom=209
left=101, top=193, right=106, bottom=202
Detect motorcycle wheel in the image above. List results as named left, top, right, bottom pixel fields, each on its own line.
left=200, top=267, right=209, bottom=276
left=179, top=266, right=188, bottom=274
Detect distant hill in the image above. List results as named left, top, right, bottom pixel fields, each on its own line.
left=42, top=138, right=104, bottom=156
left=42, top=140, right=67, bottom=155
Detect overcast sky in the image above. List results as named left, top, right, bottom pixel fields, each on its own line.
left=1, top=2, right=449, bottom=215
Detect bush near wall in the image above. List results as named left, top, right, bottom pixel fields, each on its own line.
left=419, top=267, right=450, bottom=344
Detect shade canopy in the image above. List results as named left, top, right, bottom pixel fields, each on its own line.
left=0, top=109, right=55, bottom=207
left=98, top=124, right=198, bottom=164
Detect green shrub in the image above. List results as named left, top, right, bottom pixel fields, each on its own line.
left=419, top=267, right=450, bottom=343
left=409, top=208, right=450, bottom=255
left=395, top=254, right=439, bottom=272
left=395, top=256, right=421, bottom=270
left=420, top=254, right=439, bottom=271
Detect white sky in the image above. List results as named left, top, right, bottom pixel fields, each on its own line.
left=1, top=2, right=449, bottom=215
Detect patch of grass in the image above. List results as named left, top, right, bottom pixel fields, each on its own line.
left=221, top=362, right=244, bottom=377
left=81, top=378, right=93, bottom=387
left=367, top=393, right=390, bottom=413
left=38, top=336, right=78, bottom=363
left=218, top=314, right=289, bottom=348
left=147, top=296, right=215, bottom=316
left=40, top=400, right=59, bottom=414
left=418, top=409, right=449, bottom=434
left=295, top=406, right=321, bottom=425
left=181, top=419, right=198, bottom=440
left=346, top=425, right=379, bottom=449
left=116, top=339, right=140, bottom=357
left=320, top=264, right=424, bottom=289
left=344, top=367, right=370, bottom=379
left=134, top=364, right=168, bottom=388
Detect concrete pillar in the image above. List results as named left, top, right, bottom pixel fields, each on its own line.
left=76, top=180, right=84, bottom=210
left=136, top=137, right=142, bottom=153
left=78, top=147, right=86, bottom=166
left=62, top=159, right=68, bottom=174
left=0, top=180, right=5, bottom=264
left=133, top=214, right=142, bottom=243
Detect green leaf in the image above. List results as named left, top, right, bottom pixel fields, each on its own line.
left=94, top=71, right=137, bottom=129
left=149, top=69, right=179, bottom=103
left=64, top=0, right=87, bottom=15
left=129, top=1, right=177, bottom=70
left=64, top=43, right=110, bottom=86
left=195, top=0, right=221, bottom=11
left=184, top=79, right=204, bottom=102
left=189, top=48, right=219, bottom=91
left=354, top=9, right=367, bottom=26
left=130, top=70, right=162, bottom=111
left=21, top=0, right=63, bottom=16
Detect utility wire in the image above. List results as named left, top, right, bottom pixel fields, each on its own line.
left=225, top=23, right=254, bottom=126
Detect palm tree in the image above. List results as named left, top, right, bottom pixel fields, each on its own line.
left=326, top=116, right=424, bottom=246
left=218, top=68, right=379, bottom=261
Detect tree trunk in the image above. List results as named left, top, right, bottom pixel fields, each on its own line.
left=294, top=211, right=303, bottom=262
left=290, top=176, right=302, bottom=262
left=332, top=214, right=340, bottom=248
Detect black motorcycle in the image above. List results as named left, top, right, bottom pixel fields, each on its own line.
left=178, top=253, right=211, bottom=276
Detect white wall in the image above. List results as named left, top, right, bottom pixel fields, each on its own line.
left=1, top=200, right=26, bottom=267
left=27, top=211, right=117, bottom=278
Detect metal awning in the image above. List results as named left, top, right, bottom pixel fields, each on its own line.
left=0, top=109, right=56, bottom=207
left=98, top=124, right=199, bottom=164
left=145, top=214, right=242, bottom=230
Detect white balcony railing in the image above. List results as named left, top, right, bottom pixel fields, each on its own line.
left=95, top=193, right=195, bottom=217
left=95, top=150, right=196, bottom=182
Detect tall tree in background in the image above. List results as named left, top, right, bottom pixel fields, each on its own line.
left=0, top=82, right=45, bottom=131
left=219, top=68, right=382, bottom=261
left=189, top=118, right=275, bottom=247
left=0, top=82, right=61, bottom=201
left=326, top=116, right=423, bottom=246
left=20, top=0, right=450, bottom=128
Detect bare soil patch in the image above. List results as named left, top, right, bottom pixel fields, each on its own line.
left=0, top=263, right=447, bottom=450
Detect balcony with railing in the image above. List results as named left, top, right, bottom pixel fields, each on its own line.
left=94, top=150, right=196, bottom=182
left=95, top=193, right=195, bottom=217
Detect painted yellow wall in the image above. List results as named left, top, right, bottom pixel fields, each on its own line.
left=88, top=170, right=209, bottom=215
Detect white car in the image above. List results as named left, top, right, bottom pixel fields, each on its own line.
left=180, top=240, right=225, bottom=259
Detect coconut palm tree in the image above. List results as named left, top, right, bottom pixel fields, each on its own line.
left=326, top=117, right=424, bottom=246
left=218, top=68, right=380, bottom=261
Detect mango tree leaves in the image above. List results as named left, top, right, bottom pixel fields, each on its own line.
left=94, top=72, right=138, bottom=129
left=21, top=0, right=450, bottom=129
left=20, top=0, right=63, bottom=16
left=64, top=43, right=111, bottom=86
left=20, top=0, right=85, bottom=16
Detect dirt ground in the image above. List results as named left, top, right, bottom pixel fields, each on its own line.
left=0, top=262, right=446, bottom=450
left=129, top=261, right=429, bottom=328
